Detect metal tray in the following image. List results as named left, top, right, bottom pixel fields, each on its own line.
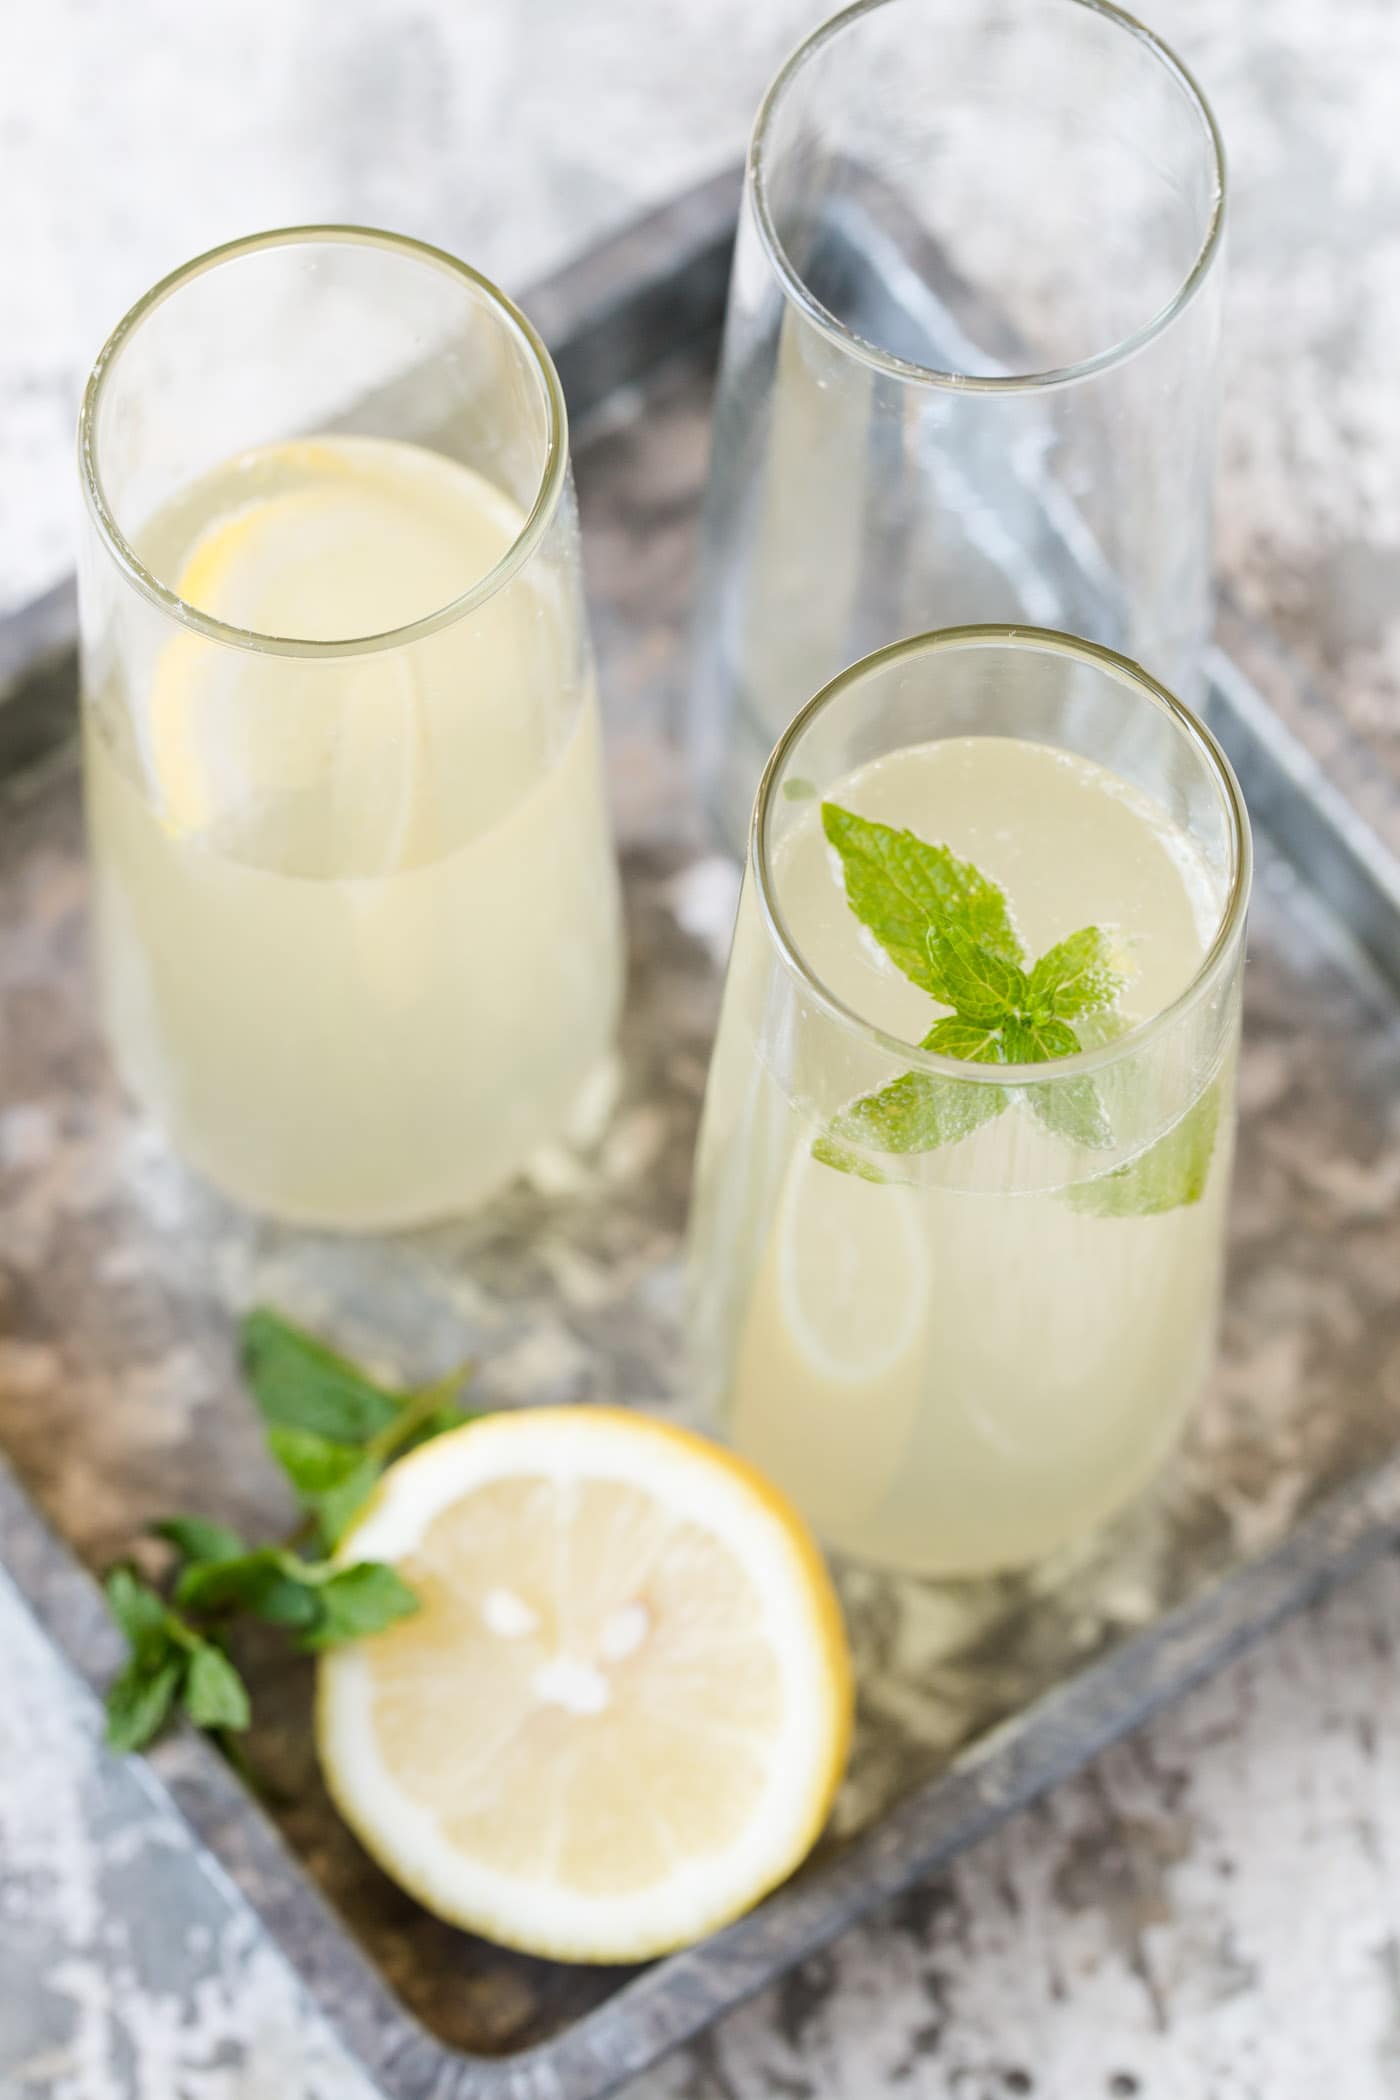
left=6, top=171, right=1400, bottom=2100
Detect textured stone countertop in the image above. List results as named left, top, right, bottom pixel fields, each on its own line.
left=5, top=3, right=1400, bottom=2098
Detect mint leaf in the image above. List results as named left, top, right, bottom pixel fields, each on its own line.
left=811, top=1135, right=890, bottom=1182
left=297, top=1563, right=420, bottom=1651
left=823, top=1067, right=1007, bottom=1163
left=314, top=1461, right=382, bottom=1548
left=267, top=1426, right=381, bottom=1547
left=1026, top=1074, right=1115, bottom=1150
left=822, top=804, right=1024, bottom=997
left=264, top=1361, right=473, bottom=1550
left=923, top=1016, right=1005, bottom=1062
left=152, top=1516, right=247, bottom=1568
left=814, top=805, right=1134, bottom=1175
left=929, top=934, right=1028, bottom=1025
left=811, top=839, right=1127, bottom=1174
left=266, top=1424, right=368, bottom=1496
left=394, top=1395, right=474, bottom=1456
left=1072, top=1008, right=1134, bottom=1052
left=173, top=1541, right=415, bottom=1651
left=106, top=1653, right=184, bottom=1753
left=103, top=1315, right=477, bottom=1760
left=922, top=1018, right=1009, bottom=1069
left=1069, top=1080, right=1223, bottom=1217
left=104, top=1566, right=172, bottom=1656
left=102, top=1569, right=209, bottom=1750
left=242, top=1310, right=401, bottom=1444
left=1001, top=1017, right=1114, bottom=1150
left=182, top=1644, right=251, bottom=1732
left=247, top=1312, right=474, bottom=1549
left=1002, top=1017, right=1081, bottom=1063
left=1027, top=927, right=1124, bottom=1020
left=175, top=1547, right=322, bottom=1630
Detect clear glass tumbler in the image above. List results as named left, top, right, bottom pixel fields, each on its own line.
left=692, top=0, right=1227, bottom=849
left=687, top=628, right=1250, bottom=1579
left=79, top=228, right=624, bottom=1230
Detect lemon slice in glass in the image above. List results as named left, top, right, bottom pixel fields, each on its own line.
left=726, top=1142, right=929, bottom=1541
left=777, top=1142, right=927, bottom=1383
left=139, top=439, right=481, bottom=873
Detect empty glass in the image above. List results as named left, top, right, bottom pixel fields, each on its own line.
left=692, top=0, right=1227, bottom=848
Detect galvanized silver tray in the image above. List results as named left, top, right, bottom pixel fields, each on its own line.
left=5, top=172, right=1400, bottom=2100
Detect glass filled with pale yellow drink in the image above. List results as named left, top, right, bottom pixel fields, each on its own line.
left=687, top=628, right=1251, bottom=1579
left=78, top=229, right=623, bottom=1229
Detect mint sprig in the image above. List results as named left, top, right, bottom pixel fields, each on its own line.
left=1028, top=924, right=1128, bottom=1019
left=101, top=1311, right=474, bottom=1755
left=242, top=1308, right=474, bottom=1548
left=816, top=1011, right=1008, bottom=1177
left=103, top=1563, right=251, bottom=1753
left=818, top=802, right=1126, bottom=1163
left=812, top=798, right=1237, bottom=1196
left=820, top=803, right=1024, bottom=998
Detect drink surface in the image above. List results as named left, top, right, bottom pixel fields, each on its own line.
left=84, top=436, right=623, bottom=1227
left=689, top=735, right=1235, bottom=1577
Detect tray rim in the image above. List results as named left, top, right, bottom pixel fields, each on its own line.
left=7, top=166, right=1400, bottom=2100
left=8, top=1446, right=1400, bottom=2100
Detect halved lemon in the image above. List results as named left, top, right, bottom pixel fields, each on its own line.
left=316, top=1407, right=853, bottom=1962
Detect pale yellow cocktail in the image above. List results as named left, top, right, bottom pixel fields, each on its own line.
left=78, top=232, right=624, bottom=1229
left=688, top=632, right=1250, bottom=1578
left=85, top=434, right=622, bottom=1226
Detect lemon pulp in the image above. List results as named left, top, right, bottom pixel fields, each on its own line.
left=317, top=1408, right=853, bottom=1961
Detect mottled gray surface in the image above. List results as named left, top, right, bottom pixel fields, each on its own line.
left=0, top=1566, right=381, bottom=2100
left=9, top=0, right=1400, bottom=805
left=7, top=328, right=1400, bottom=2085
left=5, top=0, right=1400, bottom=2095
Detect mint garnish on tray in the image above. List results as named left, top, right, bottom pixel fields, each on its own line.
left=814, top=802, right=1218, bottom=1207
left=102, top=1310, right=474, bottom=1754
left=243, top=1309, right=473, bottom=1549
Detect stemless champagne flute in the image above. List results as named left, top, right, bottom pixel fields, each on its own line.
left=692, top=0, right=1227, bottom=848
left=687, top=628, right=1250, bottom=1579
left=78, top=228, right=624, bottom=1230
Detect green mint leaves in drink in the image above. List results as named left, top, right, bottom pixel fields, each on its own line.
left=101, top=1310, right=474, bottom=1755
left=815, top=802, right=1216, bottom=1202
left=818, top=803, right=1121, bottom=1156
left=819, top=802, right=1025, bottom=997
left=1067, top=1075, right=1223, bottom=1217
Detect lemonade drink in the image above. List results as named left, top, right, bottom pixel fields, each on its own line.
left=687, top=634, right=1249, bottom=1579
left=83, top=434, right=623, bottom=1226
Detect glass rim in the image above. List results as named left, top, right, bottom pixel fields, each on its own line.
left=77, top=224, right=570, bottom=661
left=750, top=625, right=1253, bottom=1088
left=748, top=0, right=1227, bottom=396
